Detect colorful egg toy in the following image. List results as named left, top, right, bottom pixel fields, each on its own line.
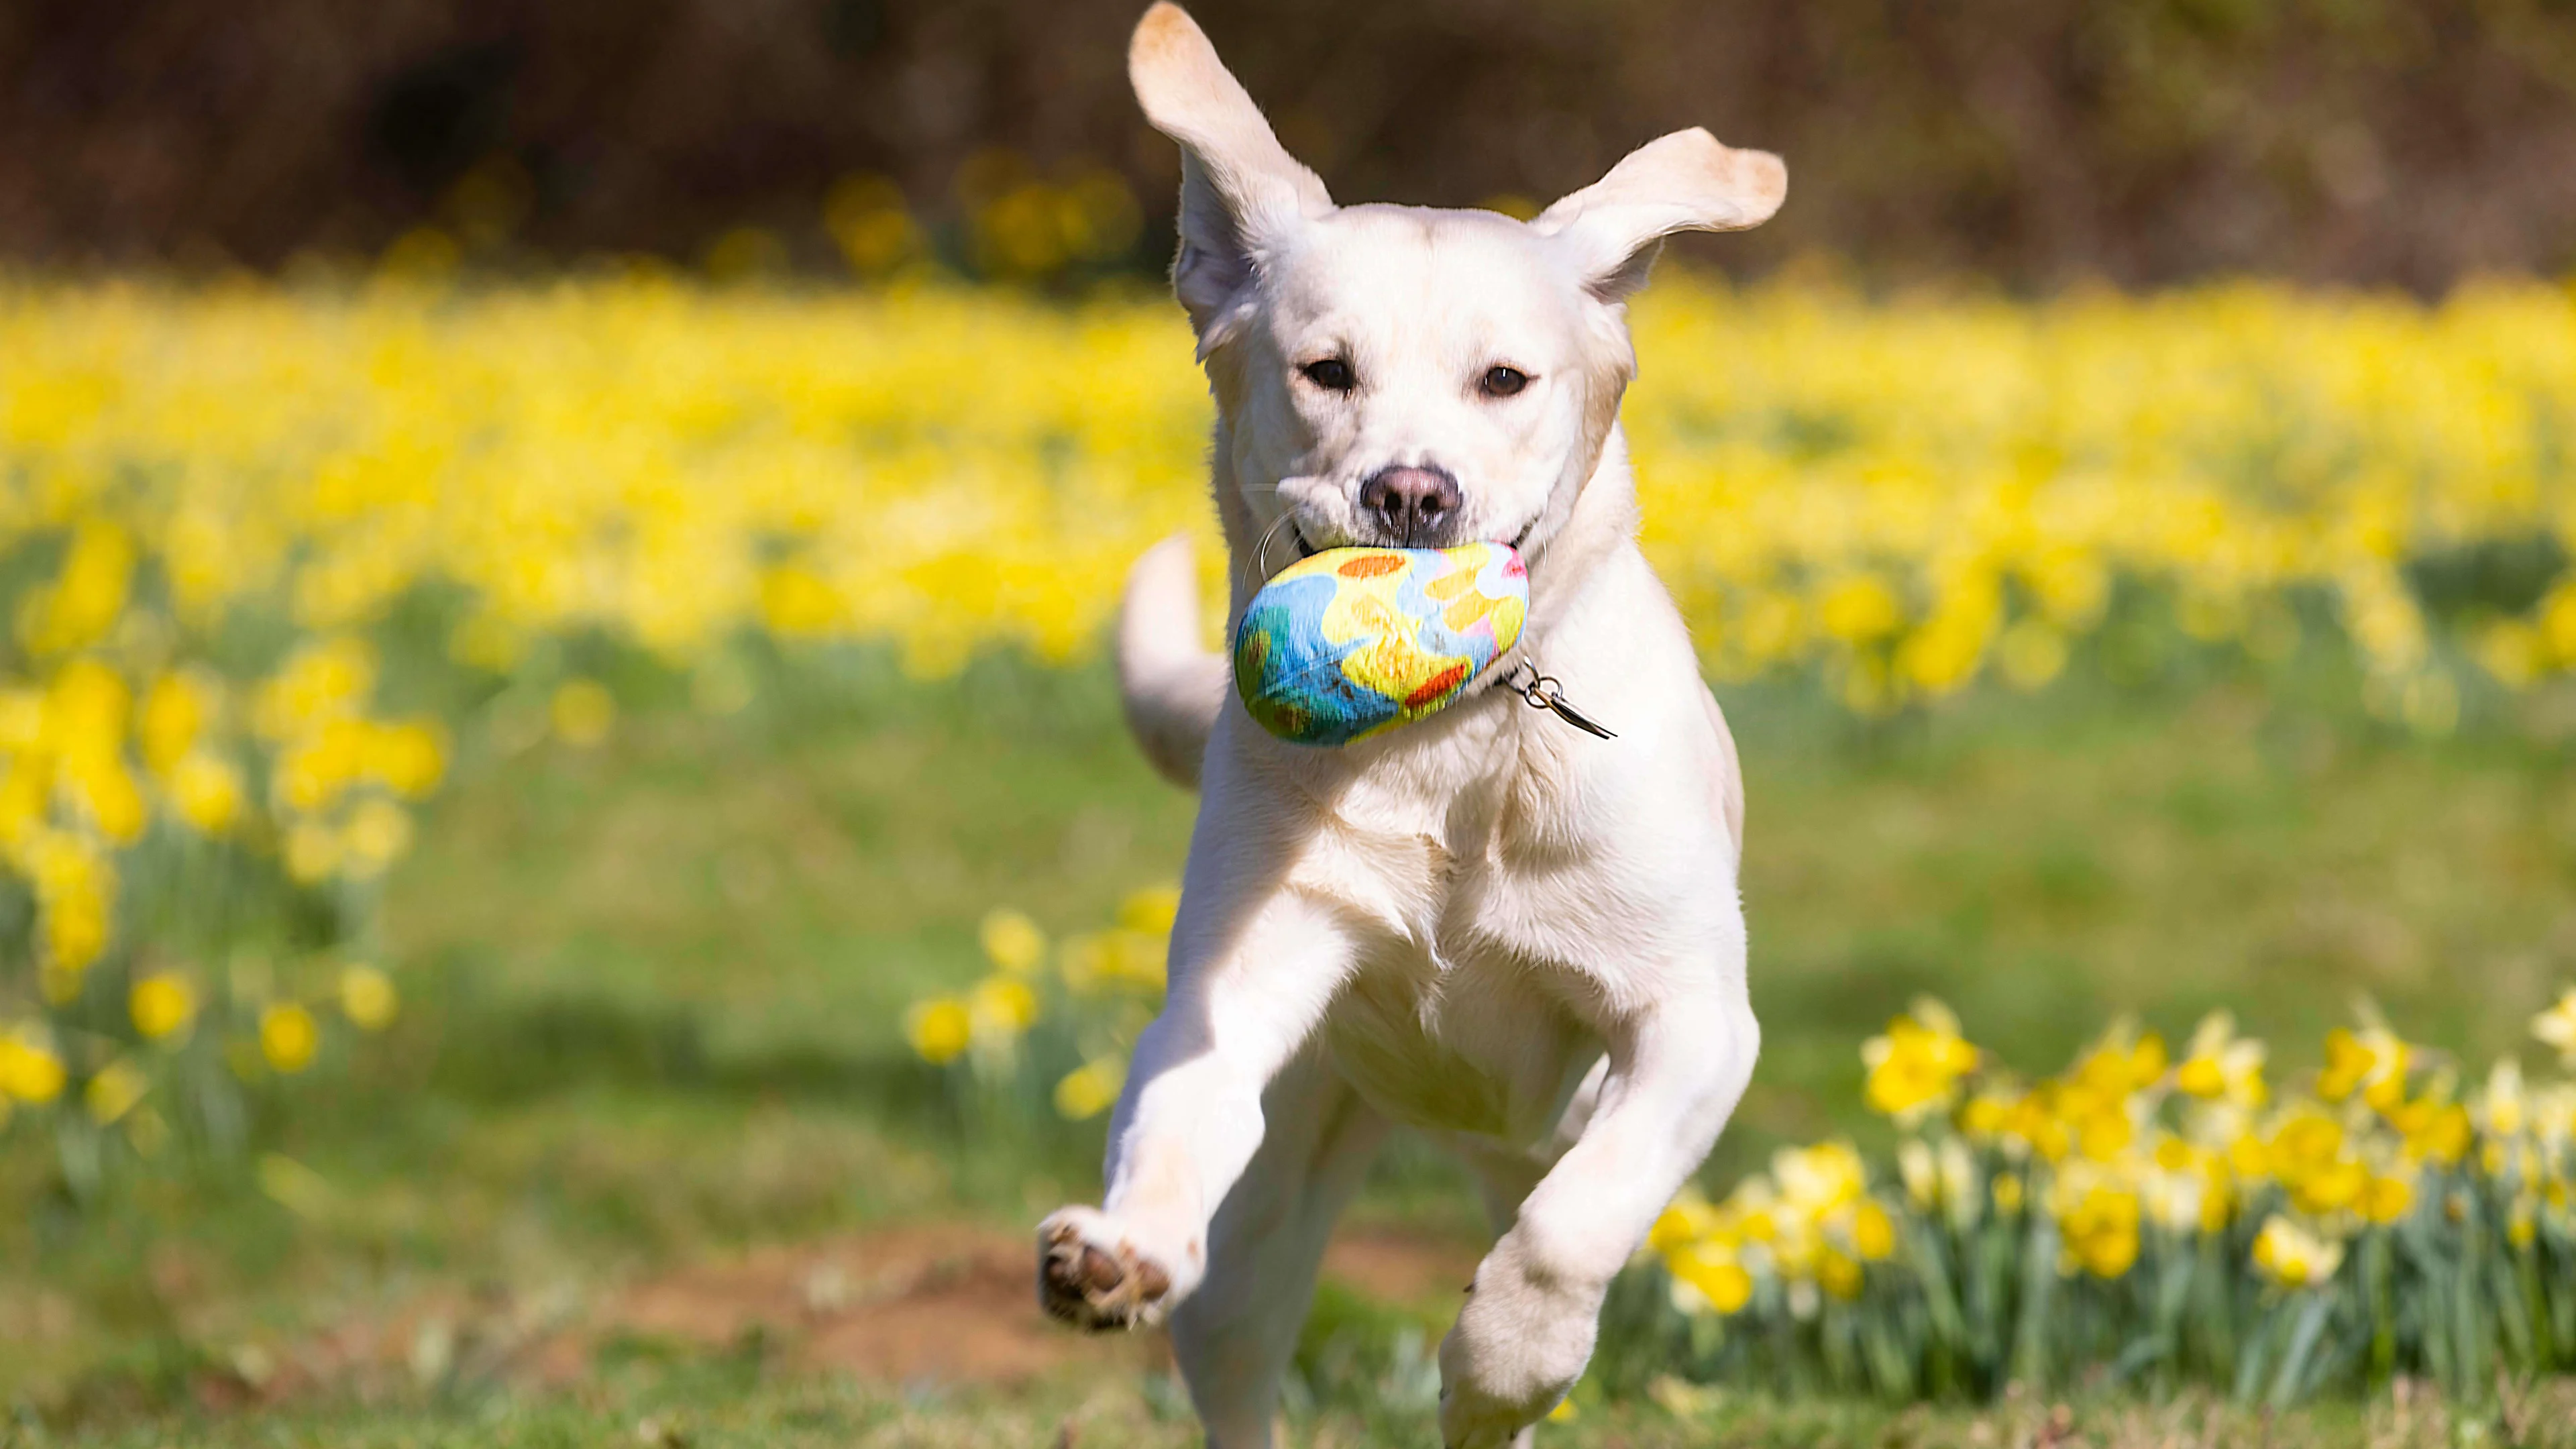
left=1232, top=541, right=1528, bottom=747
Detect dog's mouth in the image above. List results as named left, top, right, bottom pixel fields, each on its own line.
left=1293, top=519, right=1539, bottom=558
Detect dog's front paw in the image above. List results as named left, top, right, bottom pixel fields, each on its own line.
left=1438, top=1237, right=1602, bottom=1448
left=1036, top=1206, right=1179, bottom=1331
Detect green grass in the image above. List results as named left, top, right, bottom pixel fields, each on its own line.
left=9, top=643, right=2576, bottom=1439
left=25, top=1364, right=2576, bottom=1449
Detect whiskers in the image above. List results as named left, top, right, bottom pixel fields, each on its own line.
left=1240, top=507, right=1305, bottom=595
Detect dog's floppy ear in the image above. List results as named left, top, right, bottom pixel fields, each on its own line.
left=1129, top=3, right=1331, bottom=345
left=1532, top=129, right=1785, bottom=303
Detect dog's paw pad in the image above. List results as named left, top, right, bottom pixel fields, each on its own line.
left=1037, top=1212, right=1173, bottom=1330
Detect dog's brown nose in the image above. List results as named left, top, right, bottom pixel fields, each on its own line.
left=1358, top=465, right=1463, bottom=547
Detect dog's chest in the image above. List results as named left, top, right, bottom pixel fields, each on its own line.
left=1295, top=744, right=1610, bottom=1142
left=1323, top=932, right=1595, bottom=1143
left=1288, top=709, right=1602, bottom=956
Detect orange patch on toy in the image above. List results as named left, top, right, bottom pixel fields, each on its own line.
left=1404, top=663, right=1469, bottom=710
left=1336, top=553, right=1405, bottom=579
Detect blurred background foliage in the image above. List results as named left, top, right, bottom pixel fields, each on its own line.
left=4, top=0, right=2575, bottom=288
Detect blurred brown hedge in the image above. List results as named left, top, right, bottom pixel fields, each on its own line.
left=5, top=0, right=2574, bottom=288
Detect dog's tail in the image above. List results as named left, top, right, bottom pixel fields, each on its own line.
left=1117, top=534, right=1228, bottom=790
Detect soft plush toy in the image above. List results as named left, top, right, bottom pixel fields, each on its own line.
left=1232, top=541, right=1528, bottom=746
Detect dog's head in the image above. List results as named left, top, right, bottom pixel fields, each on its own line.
left=1129, top=3, right=1784, bottom=579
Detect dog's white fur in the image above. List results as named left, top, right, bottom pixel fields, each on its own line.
left=1040, top=8, right=1783, bottom=1445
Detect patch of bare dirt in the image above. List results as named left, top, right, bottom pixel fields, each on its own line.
left=1320, top=1227, right=1481, bottom=1304
left=248, top=1220, right=1480, bottom=1403
left=572, top=1222, right=1151, bottom=1385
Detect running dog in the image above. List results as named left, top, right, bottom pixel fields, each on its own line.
left=1039, top=8, right=1784, bottom=1445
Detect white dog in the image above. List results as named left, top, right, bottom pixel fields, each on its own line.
left=1038, top=7, right=1784, bottom=1445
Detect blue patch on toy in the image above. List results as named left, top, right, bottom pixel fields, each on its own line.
left=1232, top=542, right=1528, bottom=746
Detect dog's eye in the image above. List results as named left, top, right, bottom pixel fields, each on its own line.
left=1300, top=359, right=1356, bottom=392
left=1481, top=366, right=1531, bottom=398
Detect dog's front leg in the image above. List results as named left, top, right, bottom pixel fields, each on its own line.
left=1438, top=976, right=1760, bottom=1448
left=1038, top=877, right=1355, bottom=1332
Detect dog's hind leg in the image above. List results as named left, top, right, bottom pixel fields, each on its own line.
left=1171, top=1047, right=1387, bottom=1448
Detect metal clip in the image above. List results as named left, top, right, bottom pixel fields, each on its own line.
left=1505, top=663, right=1617, bottom=740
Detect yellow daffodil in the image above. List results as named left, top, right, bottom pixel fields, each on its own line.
left=1850, top=1199, right=1898, bottom=1261
left=283, top=820, right=343, bottom=883
left=2361, top=1171, right=2416, bottom=1226
left=1862, top=996, right=1978, bottom=1123
left=129, top=973, right=197, bottom=1041
left=167, top=752, right=244, bottom=834
left=140, top=670, right=221, bottom=774
left=19, top=521, right=135, bottom=656
left=2175, top=1011, right=2267, bottom=1107
left=2504, top=1194, right=2538, bottom=1248
left=1060, top=928, right=1167, bottom=994
left=1996, top=1088, right=2073, bottom=1162
left=365, top=722, right=447, bottom=798
left=904, top=997, right=972, bottom=1065
left=2264, top=1104, right=2359, bottom=1214
left=969, top=975, right=1039, bottom=1040
left=2318, top=1024, right=2410, bottom=1111
left=2252, top=1215, right=2346, bottom=1289
left=1896, top=1138, right=1938, bottom=1209
left=979, top=910, right=1048, bottom=974
left=1809, top=1246, right=1860, bottom=1301
left=1818, top=574, right=1903, bottom=645
left=1053, top=1057, right=1125, bottom=1120
left=2388, top=1095, right=2474, bottom=1166
left=1722, top=1178, right=1782, bottom=1244
left=258, top=1003, right=320, bottom=1073
left=84, top=1059, right=148, bottom=1125
left=2472, top=1059, right=2528, bottom=1140
left=254, top=639, right=376, bottom=739
left=1959, top=1089, right=2016, bottom=1141
left=2145, top=1134, right=2232, bottom=1234
left=342, top=798, right=415, bottom=875
left=1773, top=1140, right=1868, bottom=1218
left=0, top=1030, right=68, bottom=1102
left=2051, top=1173, right=2143, bottom=1279
left=1116, top=883, right=1183, bottom=935
left=2532, top=987, right=2576, bottom=1069
left=1650, top=1190, right=1725, bottom=1252
left=338, top=964, right=399, bottom=1030
left=2534, top=1084, right=2576, bottom=1152
left=1665, top=1241, right=1755, bottom=1315
left=1935, top=1139, right=1982, bottom=1227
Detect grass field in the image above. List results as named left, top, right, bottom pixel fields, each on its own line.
left=32, top=1368, right=2576, bottom=1449
left=9, top=635, right=2575, bottom=1443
